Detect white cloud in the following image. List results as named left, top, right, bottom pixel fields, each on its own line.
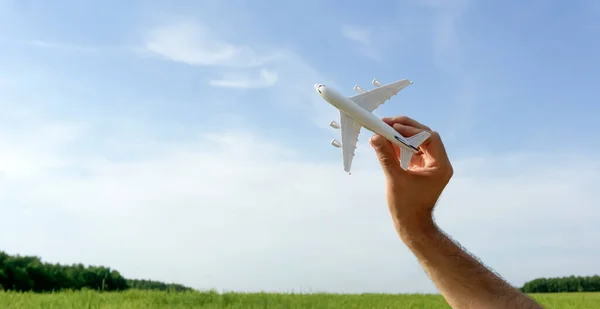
left=0, top=122, right=80, bottom=180
left=341, top=26, right=371, bottom=46
left=340, top=25, right=381, bottom=61
left=209, top=68, right=278, bottom=88
left=411, top=0, right=481, bottom=140
left=143, top=19, right=291, bottom=91
left=23, top=40, right=137, bottom=55
left=27, top=40, right=99, bottom=53
left=258, top=50, right=340, bottom=126
left=1, top=116, right=599, bottom=293
left=141, top=18, right=339, bottom=126
left=418, top=0, right=469, bottom=69
left=144, top=20, right=281, bottom=68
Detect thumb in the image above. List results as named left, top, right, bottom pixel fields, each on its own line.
left=370, top=134, right=405, bottom=182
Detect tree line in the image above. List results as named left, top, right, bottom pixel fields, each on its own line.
left=126, top=279, right=192, bottom=292
left=0, top=251, right=193, bottom=292
left=3, top=250, right=599, bottom=294
left=520, top=275, right=600, bottom=293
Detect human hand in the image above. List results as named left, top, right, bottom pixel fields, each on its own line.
left=370, top=117, right=543, bottom=309
left=369, top=116, right=453, bottom=233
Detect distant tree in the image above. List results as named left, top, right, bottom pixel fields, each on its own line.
left=126, top=279, right=193, bottom=292
left=521, top=275, right=600, bottom=293
left=0, top=250, right=190, bottom=293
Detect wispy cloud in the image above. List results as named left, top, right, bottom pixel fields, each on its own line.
left=420, top=0, right=469, bottom=69
left=27, top=40, right=99, bottom=53
left=24, top=40, right=137, bottom=55
left=341, top=26, right=370, bottom=45
left=144, top=20, right=282, bottom=68
left=141, top=17, right=336, bottom=124
left=209, top=68, right=278, bottom=88
left=142, top=19, right=287, bottom=90
left=0, top=122, right=81, bottom=180
left=416, top=0, right=480, bottom=140
left=340, top=25, right=381, bottom=61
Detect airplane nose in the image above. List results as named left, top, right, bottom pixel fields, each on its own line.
left=314, top=84, right=325, bottom=93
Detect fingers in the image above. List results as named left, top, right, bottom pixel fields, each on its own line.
left=424, top=131, right=452, bottom=173
left=392, top=123, right=424, bottom=138
left=370, top=134, right=406, bottom=182
left=382, top=116, right=431, bottom=131
left=384, top=116, right=451, bottom=172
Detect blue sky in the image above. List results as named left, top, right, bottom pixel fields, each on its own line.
left=1, top=0, right=599, bottom=293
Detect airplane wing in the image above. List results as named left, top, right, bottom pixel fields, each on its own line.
left=348, top=79, right=412, bottom=113
left=339, top=111, right=363, bottom=173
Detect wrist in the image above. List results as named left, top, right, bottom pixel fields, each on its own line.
left=392, top=210, right=438, bottom=243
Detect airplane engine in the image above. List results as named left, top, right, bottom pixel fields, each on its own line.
left=353, top=84, right=365, bottom=93
left=330, top=138, right=341, bottom=148
left=372, top=78, right=383, bottom=87
left=329, top=120, right=340, bottom=129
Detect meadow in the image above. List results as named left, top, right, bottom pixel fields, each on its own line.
left=1, top=289, right=599, bottom=309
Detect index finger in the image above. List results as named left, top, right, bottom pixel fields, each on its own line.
left=384, top=116, right=452, bottom=171
left=382, top=116, right=431, bottom=131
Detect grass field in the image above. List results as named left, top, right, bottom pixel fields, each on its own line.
left=1, top=289, right=599, bottom=308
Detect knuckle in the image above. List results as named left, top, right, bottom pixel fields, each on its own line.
left=440, top=163, right=454, bottom=181
left=396, top=115, right=410, bottom=123
left=378, top=155, right=396, bottom=167
left=446, top=165, right=454, bottom=178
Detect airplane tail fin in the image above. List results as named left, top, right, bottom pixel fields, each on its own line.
left=399, top=131, right=431, bottom=170
left=407, top=131, right=430, bottom=148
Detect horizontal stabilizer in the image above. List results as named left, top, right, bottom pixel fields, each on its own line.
left=400, top=148, right=412, bottom=170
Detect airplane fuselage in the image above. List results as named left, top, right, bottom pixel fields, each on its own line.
left=314, top=84, right=419, bottom=153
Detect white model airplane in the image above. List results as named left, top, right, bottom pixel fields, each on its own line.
left=314, top=78, right=430, bottom=174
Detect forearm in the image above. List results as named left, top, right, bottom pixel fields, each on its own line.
left=394, top=216, right=542, bottom=309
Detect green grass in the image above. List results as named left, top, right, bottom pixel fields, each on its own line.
left=1, top=289, right=599, bottom=308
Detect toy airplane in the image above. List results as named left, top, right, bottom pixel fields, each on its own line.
left=314, top=78, right=430, bottom=174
